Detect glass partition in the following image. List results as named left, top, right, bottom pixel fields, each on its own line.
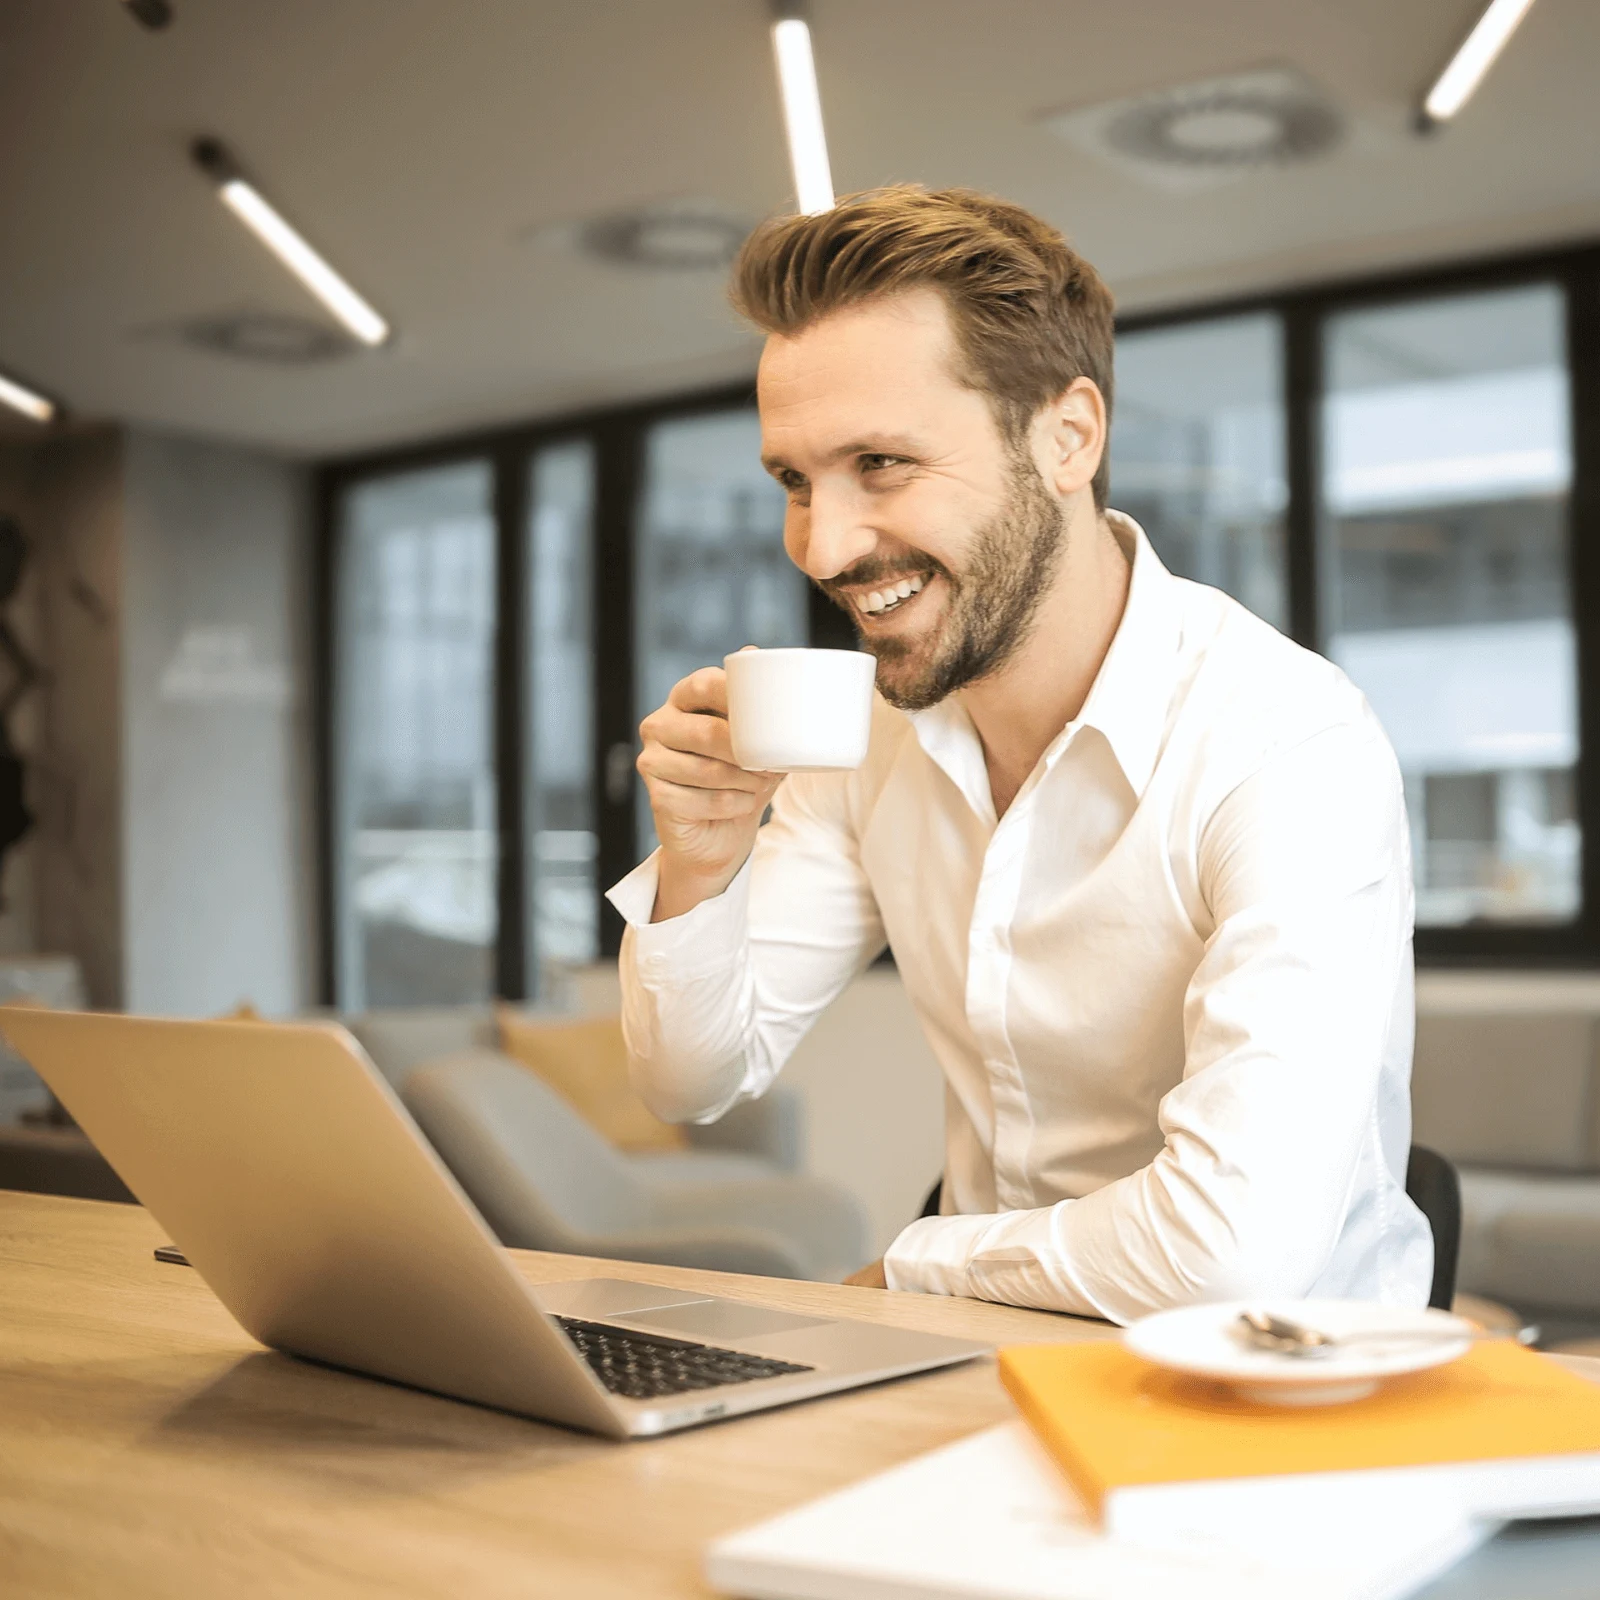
left=334, top=461, right=497, bottom=1008
left=526, top=441, right=598, bottom=981
left=1111, top=314, right=1288, bottom=628
left=633, top=409, right=807, bottom=858
left=1321, top=284, right=1576, bottom=926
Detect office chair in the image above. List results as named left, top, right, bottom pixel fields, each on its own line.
left=917, top=1142, right=1463, bottom=1312
left=1406, top=1143, right=1461, bottom=1310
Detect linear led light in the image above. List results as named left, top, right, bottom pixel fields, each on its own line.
left=770, top=11, right=835, bottom=214
left=191, top=139, right=390, bottom=347
left=0, top=370, right=55, bottom=425
left=1421, top=0, right=1538, bottom=127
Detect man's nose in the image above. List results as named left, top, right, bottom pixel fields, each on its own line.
left=793, top=486, right=877, bottom=582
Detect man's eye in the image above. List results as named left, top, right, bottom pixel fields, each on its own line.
left=860, top=454, right=901, bottom=473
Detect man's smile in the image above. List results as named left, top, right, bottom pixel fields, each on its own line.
left=826, top=570, right=945, bottom=632
left=853, top=572, right=927, bottom=618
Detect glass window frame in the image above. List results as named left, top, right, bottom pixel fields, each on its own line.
left=315, top=238, right=1600, bottom=995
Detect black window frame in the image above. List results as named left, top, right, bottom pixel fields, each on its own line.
left=314, top=235, right=1600, bottom=1002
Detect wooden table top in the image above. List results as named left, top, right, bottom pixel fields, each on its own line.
left=0, top=1191, right=1113, bottom=1598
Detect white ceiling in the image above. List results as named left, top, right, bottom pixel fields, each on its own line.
left=0, top=0, right=1597, bottom=459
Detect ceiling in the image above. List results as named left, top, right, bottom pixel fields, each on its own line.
left=0, top=0, right=1597, bottom=459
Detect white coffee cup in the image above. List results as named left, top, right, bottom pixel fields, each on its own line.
left=723, top=647, right=877, bottom=772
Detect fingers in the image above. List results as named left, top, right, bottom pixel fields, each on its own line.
left=637, top=743, right=770, bottom=794
left=667, top=666, right=729, bottom=717
left=642, top=777, right=774, bottom=822
left=641, top=702, right=735, bottom=765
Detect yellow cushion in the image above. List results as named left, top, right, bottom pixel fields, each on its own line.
left=496, top=1006, right=687, bottom=1153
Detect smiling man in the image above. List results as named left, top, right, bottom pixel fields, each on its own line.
left=605, top=186, right=1432, bottom=1322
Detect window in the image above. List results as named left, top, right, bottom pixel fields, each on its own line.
left=527, top=441, right=598, bottom=974
left=633, top=409, right=807, bottom=857
left=333, top=461, right=498, bottom=1010
left=1112, top=314, right=1288, bottom=628
left=1321, top=285, right=1576, bottom=927
left=320, top=244, right=1600, bottom=985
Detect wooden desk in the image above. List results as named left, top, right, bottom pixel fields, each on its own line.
left=0, top=1191, right=1112, bottom=1598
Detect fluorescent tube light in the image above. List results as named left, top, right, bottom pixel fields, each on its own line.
left=1422, top=0, right=1538, bottom=126
left=0, top=371, right=55, bottom=425
left=192, top=139, right=390, bottom=347
left=771, top=16, right=835, bottom=214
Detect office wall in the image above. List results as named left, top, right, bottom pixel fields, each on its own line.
left=0, top=444, right=44, bottom=960
left=120, top=431, right=315, bottom=1017
left=13, top=433, right=126, bottom=1007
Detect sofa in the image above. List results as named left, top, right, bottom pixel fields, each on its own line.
left=1414, top=972, right=1600, bottom=1339
left=342, top=1005, right=805, bottom=1179
left=341, top=1005, right=867, bottom=1280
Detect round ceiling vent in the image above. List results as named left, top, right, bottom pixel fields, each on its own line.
left=176, top=312, right=357, bottom=364
left=1105, top=85, right=1343, bottom=170
left=579, top=203, right=751, bottom=271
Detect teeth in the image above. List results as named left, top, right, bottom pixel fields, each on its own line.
left=853, top=574, right=928, bottom=617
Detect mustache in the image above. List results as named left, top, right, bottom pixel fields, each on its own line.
left=818, top=552, right=951, bottom=601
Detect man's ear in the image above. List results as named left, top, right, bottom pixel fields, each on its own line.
left=1036, top=377, right=1107, bottom=500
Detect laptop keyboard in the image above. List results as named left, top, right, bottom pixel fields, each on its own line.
left=555, top=1316, right=815, bottom=1401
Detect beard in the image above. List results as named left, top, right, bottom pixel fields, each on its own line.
left=820, top=450, right=1066, bottom=713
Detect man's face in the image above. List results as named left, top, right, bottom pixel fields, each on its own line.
left=758, top=288, right=1065, bottom=711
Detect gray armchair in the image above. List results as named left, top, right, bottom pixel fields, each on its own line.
left=401, top=1050, right=867, bottom=1281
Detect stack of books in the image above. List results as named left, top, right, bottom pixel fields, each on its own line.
left=706, top=1336, right=1600, bottom=1600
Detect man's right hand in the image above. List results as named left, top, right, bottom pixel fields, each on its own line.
left=637, top=665, right=784, bottom=922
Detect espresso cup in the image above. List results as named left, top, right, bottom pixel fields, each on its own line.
left=723, top=647, right=877, bottom=772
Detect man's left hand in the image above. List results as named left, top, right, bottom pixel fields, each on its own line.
left=843, top=1258, right=887, bottom=1289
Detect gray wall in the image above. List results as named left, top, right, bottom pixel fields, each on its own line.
left=0, top=432, right=125, bottom=1005
left=0, top=427, right=315, bottom=1017
left=0, top=443, right=44, bottom=961
left=121, top=431, right=314, bottom=1017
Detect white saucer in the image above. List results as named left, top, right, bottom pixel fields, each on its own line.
left=1123, top=1299, right=1475, bottom=1406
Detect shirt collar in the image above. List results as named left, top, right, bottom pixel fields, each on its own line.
left=906, top=510, right=1179, bottom=809
left=1072, top=510, right=1181, bottom=800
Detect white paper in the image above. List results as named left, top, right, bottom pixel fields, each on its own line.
left=706, top=1422, right=1490, bottom=1600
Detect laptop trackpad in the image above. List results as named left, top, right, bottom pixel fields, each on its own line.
left=533, top=1278, right=712, bottom=1319
left=622, top=1300, right=831, bottom=1343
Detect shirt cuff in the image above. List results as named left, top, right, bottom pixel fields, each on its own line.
left=605, top=851, right=756, bottom=981
left=883, top=1212, right=1000, bottom=1298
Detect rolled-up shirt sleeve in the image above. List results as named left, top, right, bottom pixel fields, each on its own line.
left=883, top=721, right=1416, bottom=1323
left=607, top=771, right=888, bottom=1126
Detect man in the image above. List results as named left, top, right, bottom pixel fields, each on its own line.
left=606, top=185, right=1432, bottom=1323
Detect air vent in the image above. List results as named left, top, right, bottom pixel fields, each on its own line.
left=582, top=200, right=752, bottom=271
left=172, top=312, right=357, bottom=365
left=528, top=199, right=752, bottom=272
left=1040, top=66, right=1345, bottom=191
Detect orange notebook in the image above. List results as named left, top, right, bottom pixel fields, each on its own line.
left=999, top=1340, right=1600, bottom=1539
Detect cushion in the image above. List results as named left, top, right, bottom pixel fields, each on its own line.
left=1457, top=1168, right=1600, bottom=1314
left=344, top=1007, right=498, bottom=1087
left=1412, top=1010, right=1598, bottom=1171
left=496, top=1006, right=687, bottom=1153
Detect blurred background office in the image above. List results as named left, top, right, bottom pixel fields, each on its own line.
left=2, top=0, right=1599, bottom=1334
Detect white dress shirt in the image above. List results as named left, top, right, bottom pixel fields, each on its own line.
left=607, top=513, right=1433, bottom=1323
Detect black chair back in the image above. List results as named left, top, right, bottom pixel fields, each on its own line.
left=1406, top=1143, right=1462, bottom=1311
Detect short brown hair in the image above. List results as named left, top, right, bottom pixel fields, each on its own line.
left=731, top=185, right=1116, bottom=509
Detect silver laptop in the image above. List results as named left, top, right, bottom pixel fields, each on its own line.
left=3, top=1008, right=984, bottom=1438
